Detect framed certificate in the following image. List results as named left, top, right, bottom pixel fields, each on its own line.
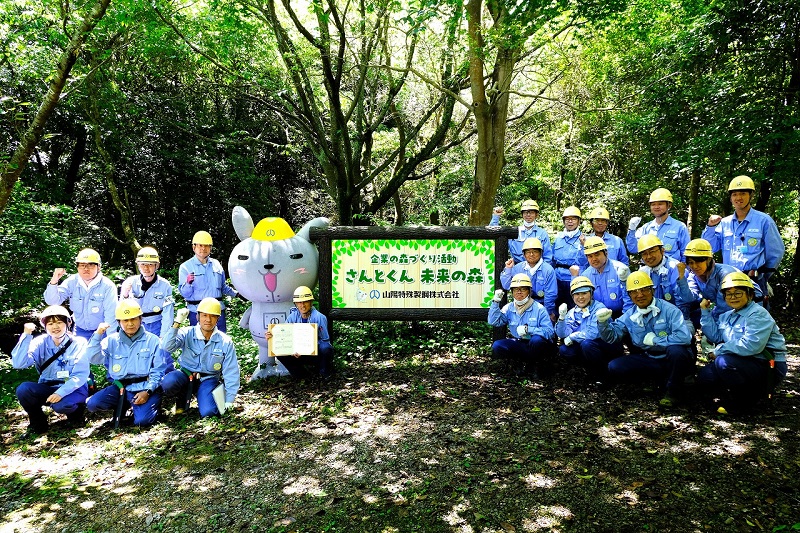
left=268, top=323, right=318, bottom=356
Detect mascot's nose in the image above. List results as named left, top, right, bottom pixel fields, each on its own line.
left=263, top=264, right=274, bottom=270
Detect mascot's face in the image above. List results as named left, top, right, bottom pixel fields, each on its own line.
left=229, top=217, right=319, bottom=303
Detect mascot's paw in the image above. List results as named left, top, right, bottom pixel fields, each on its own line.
left=249, top=359, right=292, bottom=381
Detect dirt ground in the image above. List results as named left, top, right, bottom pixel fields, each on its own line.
left=1, top=334, right=798, bottom=533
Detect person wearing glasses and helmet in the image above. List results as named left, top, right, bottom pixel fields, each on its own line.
left=500, top=237, right=558, bottom=321
left=555, top=277, right=624, bottom=385
left=490, top=199, right=553, bottom=265
left=160, top=298, right=240, bottom=416
left=597, top=271, right=695, bottom=407
left=11, top=306, right=90, bottom=434
left=44, top=248, right=118, bottom=340
left=702, top=175, right=784, bottom=306
left=488, top=274, right=556, bottom=377
left=266, top=286, right=334, bottom=380
left=683, top=238, right=762, bottom=329
left=585, top=206, right=629, bottom=266
left=626, top=188, right=690, bottom=262
left=179, top=231, right=240, bottom=332
left=86, top=301, right=164, bottom=427
left=697, top=272, right=788, bottom=414
left=119, top=246, right=174, bottom=338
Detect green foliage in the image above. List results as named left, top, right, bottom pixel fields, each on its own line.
left=0, top=183, right=84, bottom=324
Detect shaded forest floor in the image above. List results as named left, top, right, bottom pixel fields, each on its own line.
left=1, top=321, right=799, bottom=533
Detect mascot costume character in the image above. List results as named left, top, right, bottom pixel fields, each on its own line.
left=229, top=206, right=329, bottom=380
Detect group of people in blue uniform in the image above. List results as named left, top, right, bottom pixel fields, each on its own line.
left=489, top=175, right=788, bottom=414
left=12, top=231, right=332, bottom=435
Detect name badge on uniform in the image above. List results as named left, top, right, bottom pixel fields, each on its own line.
left=537, top=290, right=544, bottom=297
left=153, top=306, right=161, bottom=312
left=213, top=362, right=222, bottom=371
left=664, top=293, right=672, bottom=300
left=112, top=364, right=122, bottom=372
left=56, top=370, right=70, bottom=379
left=664, top=244, right=672, bottom=251
left=91, top=306, right=100, bottom=314
left=610, top=293, right=617, bottom=300
left=747, top=238, right=758, bottom=247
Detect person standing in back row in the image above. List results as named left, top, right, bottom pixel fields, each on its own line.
left=179, top=231, right=239, bottom=332
left=626, top=188, right=690, bottom=262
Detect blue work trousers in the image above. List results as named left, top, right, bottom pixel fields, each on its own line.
left=697, top=354, right=788, bottom=410
left=160, top=371, right=223, bottom=417
left=87, top=384, right=161, bottom=427
left=17, top=382, right=88, bottom=426
left=607, top=344, right=696, bottom=396
left=560, top=338, right=625, bottom=381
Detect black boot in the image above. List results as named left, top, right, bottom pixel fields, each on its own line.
left=66, top=404, right=86, bottom=428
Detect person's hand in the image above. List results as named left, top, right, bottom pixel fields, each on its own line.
left=23, top=322, right=36, bottom=335
left=120, top=277, right=134, bottom=298
left=628, top=216, right=642, bottom=231
left=563, top=335, right=574, bottom=347
left=95, top=322, right=110, bottom=336
left=493, top=206, right=504, bottom=216
left=616, top=265, right=630, bottom=282
left=642, top=332, right=657, bottom=346
left=175, top=308, right=190, bottom=325
left=550, top=313, right=557, bottom=324
left=493, top=289, right=505, bottom=303
left=50, top=268, right=67, bottom=284
left=186, top=272, right=195, bottom=284
left=596, top=309, right=613, bottom=323
left=265, top=330, right=273, bottom=340
left=700, top=298, right=713, bottom=310
left=569, top=265, right=581, bottom=277
left=516, top=325, right=528, bottom=338
left=505, top=258, right=514, bottom=269
left=46, top=393, right=62, bottom=404
left=677, top=262, right=686, bottom=279
left=292, top=352, right=301, bottom=359
left=707, top=214, right=722, bottom=227
left=558, top=303, right=568, bottom=320
left=224, top=402, right=234, bottom=410
left=132, top=390, right=150, bottom=405
left=579, top=233, right=586, bottom=245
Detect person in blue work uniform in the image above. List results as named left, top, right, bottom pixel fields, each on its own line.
left=86, top=301, right=164, bottom=427
left=683, top=238, right=762, bottom=330
left=179, top=231, right=240, bottom=332
left=701, top=175, right=784, bottom=307
left=585, top=206, right=629, bottom=266
left=12, top=306, right=89, bottom=434
left=697, top=272, right=788, bottom=415
left=266, top=286, right=334, bottom=380
left=488, top=274, right=556, bottom=377
left=626, top=188, right=690, bottom=261
left=490, top=200, right=553, bottom=265
left=636, top=234, right=693, bottom=322
left=551, top=206, right=586, bottom=309
left=120, top=247, right=174, bottom=338
left=44, top=248, right=118, bottom=341
left=500, top=238, right=558, bottom=321
left=597, top=271, right=696, bottom=407
left=159, top=298, right=240, bottom=417
left=555, top=277, right=623, bottom=385
left=580, top=236, right=632, bottom=318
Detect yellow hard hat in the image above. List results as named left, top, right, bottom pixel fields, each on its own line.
left=570, top=276, right=594, bottom=294
left=684, top=239, right=713, bottom=258
left=521, top=237, right=543, bottom=251
left=192, top=231, right=213, bottom=245
left=293, top=286, right=314, bottom=302
left=135, top=246, right=160, bottom=263
left=75, top=248, right=101, bottom=264
left=720, top=271, right=755, bottom=291
left=649, top=188, right=673, bottom=203
left=626, top=270, right=654, bottom=292
left=587, top=207, right=610, bottom=221
left=251, top=217, right=295, bottom=241
left=583, top=236, right=608, bottom=254
left=509, top=273, right=532, bottom=289
left=637, top=234, right=664, bottom=253
left=39, top=305, right=71, bottom=327
left=562, top=206, right=582, bottom=219
left=727, top=175, right=756, bottom=193
left=197, top=297, right=222, bottom=316
left=520, top=199, right=540, bottom=212
left=116, top=300, right=143, bottom=320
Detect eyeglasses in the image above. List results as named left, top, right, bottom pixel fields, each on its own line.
left=724, top=290, right=747, bottom=299
left=76, top=263, right=97, bottom=269
left=628, top=288, right=652, bottom=296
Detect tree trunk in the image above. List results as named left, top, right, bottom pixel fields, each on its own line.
left=0, top=0, right=113, bottom=214
left=687, top=168, right=701, bottom=237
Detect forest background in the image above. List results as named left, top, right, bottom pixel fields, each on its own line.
left=1, top=0, right=799, bottom=320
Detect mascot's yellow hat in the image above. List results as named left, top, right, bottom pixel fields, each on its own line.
left=251, top=217, right=295, bottom=241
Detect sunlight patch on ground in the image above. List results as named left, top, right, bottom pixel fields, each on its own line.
left=614, top=489, right=640, bottom=505
left=442, top=501, right=474, bottom=531
left=522, top=472, right=558, bottom=489
left=282, top=475, right=326, bottom=497
left=707, top=438, right=749, bottom=456
left=1, top=504, right=56, bottom=532
left=522, top=504, right=574, bottom=531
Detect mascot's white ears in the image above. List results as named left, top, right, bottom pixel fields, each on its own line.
left=232, top=206, right=255, bottom=241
